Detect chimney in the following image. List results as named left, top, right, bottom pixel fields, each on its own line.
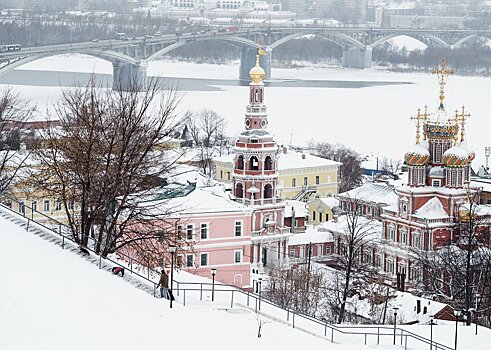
left=301, top=153, right=306, bottom=159
left=283, top=146, right=288, bottom=154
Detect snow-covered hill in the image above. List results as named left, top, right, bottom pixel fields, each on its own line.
left=0, top=215, right=345, bottom=350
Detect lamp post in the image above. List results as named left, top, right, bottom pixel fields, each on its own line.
left=454, top=309, right=461, bottom=350
left=169, top=245, right=176, bottom=309
left=393, top=307, right=399, bottom=345
left=430, top=315, right=435, bottom=350
left=258, top=277, right=263, bottom=311
left=211, top=268, right=217, bottom=302
left=475, top=293, right=481, bottom=335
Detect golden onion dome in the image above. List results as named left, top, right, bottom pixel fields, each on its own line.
left=249, top=55, right=265, bottom=84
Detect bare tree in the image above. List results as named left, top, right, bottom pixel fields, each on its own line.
left=264, top=263, right=326, bottom=316
left=416, top=193, right=491, bottom=325
left=0, top=87, right=35, bottom=195
left=336, top=195, right=378, bottom=323
left=185, top=109, right=226, bottom=174
left=379, top=157, right=402, bottom=175
left=33, top=77, right=186, bottom=257
left=309, top=141, right=362, bottom=192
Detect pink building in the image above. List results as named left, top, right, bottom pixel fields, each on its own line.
left=143, top=183, right=254, bottom=287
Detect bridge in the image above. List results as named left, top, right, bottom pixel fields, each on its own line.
left=1, top=26, right=490, bottom=90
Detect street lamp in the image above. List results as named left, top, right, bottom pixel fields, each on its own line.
left=475, top=293, right=481, bottom=335
left=430, top=315, right=435, bottom=350
left=169, top=245, right=176, bottom=309
left=258, top=277, right=263, bottom=311
left=393, top=307, right=399, bottom=345
left=454, top=309, right=462, bottom=350
left=211, top=268, right=217, bottom=302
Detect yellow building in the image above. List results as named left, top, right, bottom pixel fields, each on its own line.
left=213, top=147, right=341, bottom=201
left=307, top=196, right=339, bottom=225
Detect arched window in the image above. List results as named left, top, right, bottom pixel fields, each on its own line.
left=264, top=156, right=273, bottom=170
left=235, top=183, right=243, bottom=198
left=264, top=183, right=273, bottom=199
left=250, top=156, right=259, bottom=171
left=237, top=155, right=244, bottom=170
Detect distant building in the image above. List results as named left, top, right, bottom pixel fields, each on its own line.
left=214, top=148, right=341, bottom=202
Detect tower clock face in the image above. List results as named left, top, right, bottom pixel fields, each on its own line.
left=245, top=118, right=251, bottom=129
left=260, top=119, right=267, bottom=128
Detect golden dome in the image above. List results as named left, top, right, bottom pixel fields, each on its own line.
left=249, top=55, right=265, bottom=84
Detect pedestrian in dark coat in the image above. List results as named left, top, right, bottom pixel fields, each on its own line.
left=157, top=270, right=174, bottom=300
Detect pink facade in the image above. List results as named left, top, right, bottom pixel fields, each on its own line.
left=177, top=211, right=253, bottom=287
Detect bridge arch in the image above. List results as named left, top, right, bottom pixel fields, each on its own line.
left=270, top=31, right=365, bottom=50
left=145, top=36, right=257, bottom=63
left=370, top=33, right=450, bottom=49
left=0, top=49, right=139, bottom=75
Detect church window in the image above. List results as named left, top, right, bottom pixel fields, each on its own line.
left=264, top=156, right=273, bottom=170
left=432, top=180, right=440, bottom=187
left=388, top=225, right=395, bottom=241
left=237, top=155, right=244, bottom=170
left=386, top=259, right=394, bottom=275
left=264, top=184, right=273, bottom=199
left=400, top=229, right=408, bottom=245
left=289, top=248, right=295, bottom=258
left=412, top=233, right=421, bottom=249
left=250, top=156, right=259, bottom=170
left=435, top=143, right=442, bottom=163
left=235, top=183, right=243, bottom=198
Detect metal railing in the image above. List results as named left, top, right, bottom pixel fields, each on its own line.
left=171, top=280, right=453, bottom=350
left=0, top=200, right=163, bottom=297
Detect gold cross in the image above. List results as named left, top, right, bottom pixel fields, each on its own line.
left=410, top=108, right=422, bottom=144
left=459, top=106, right=470, bottom=142
left=432, top=58, right=454, bottom=110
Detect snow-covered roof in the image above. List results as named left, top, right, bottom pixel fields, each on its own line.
left=320, top=196, right=339, bottom=209
left=321, top=215, right=382, bottom=241
left=213, top=149, right=341, bottom=170
left=277, top=150, right=341, bottom=170
left=138, top=184, right=251, bottom=216
left=288, top=225, right=334, bottom=245
left=338, top=182, right=397, bottom=207
left=414, top=197, right=448, bottom=219
left=471, top=176, right=491, bottom=193
left=347, top=290, right=448, bottom=325
left=284, top=200, right=308, bottom=218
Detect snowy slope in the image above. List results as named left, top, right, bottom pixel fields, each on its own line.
left=0, top=215, right=346, bottom=350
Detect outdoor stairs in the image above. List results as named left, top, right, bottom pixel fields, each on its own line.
left=0, top=206, right=158, bottom=298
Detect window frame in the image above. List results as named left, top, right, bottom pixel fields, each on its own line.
left=200, top=253, right=209, bottom=267
left=200, top=223, right=209, bottom=240
left=186, top=223, right=195, bottom=240
left=234, top=250, right=242, bottom=264
left=234, top=220, right=243, bottom=237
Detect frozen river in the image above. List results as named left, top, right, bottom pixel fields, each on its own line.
left=1, top=54, right=489, bottom=168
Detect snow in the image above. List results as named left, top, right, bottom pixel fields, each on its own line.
left=2, top=206, right=491, bottom=349
left=277, top=149, right=341, bottom=170
left=443, top=144, right=471, bottom=159
left=137, top=184, right=251, bottom=215
left=289, top=225, right=334, bottom=245
left=284, top=199, right=308, bottom=218
left=0, top=214, right=339, bottom=350
left=387, top=35, right=427, bottom=52
left=319, top=196, right=340, bottom=209
left=338, top=182, right=398, bottom=207
left=5, top=55, right=490, bottom=170
left=214, top=149, right=341, bottom=170
left=414, top=197, right=448, bottom=219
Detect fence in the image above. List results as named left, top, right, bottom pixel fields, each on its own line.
left=172, top=281, right=453, bottom=350
left=0, top=200, right=163, bottom=296
left=0, top=199, right=454, bottom=350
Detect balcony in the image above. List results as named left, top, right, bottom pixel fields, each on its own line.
left=233, top=197, right=283, bottom=206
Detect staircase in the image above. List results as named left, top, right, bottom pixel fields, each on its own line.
left=292, top=185, right=317, bottom=201
left=0, top=204, right=159, bottom=298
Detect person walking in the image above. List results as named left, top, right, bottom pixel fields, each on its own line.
left=157, top=270, right=171, bottom=299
